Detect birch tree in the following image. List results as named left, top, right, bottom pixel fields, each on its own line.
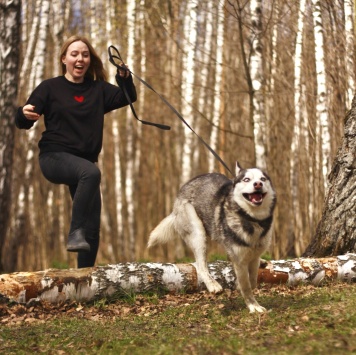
left=290, top=0, right=308, bottom=256
left=344, top=0, right=355, bottom=109
left=0, top=0, right=21, bottom=271
left=304, top=95, right=356, bottom=257
left=124, top=0, right=141, bottom=260
left=105, top=0, right=122, bottom=261
left=181, top=2, right=198, bottom=182
left=228, top=0, right=257, bottom=166
left=208, top=1, right=225, bottom=173
left=9, top=0, right=51, bottom=271
left=250, top=0, right=266, bottom=169
left=312, top=0, right=331, bottom=188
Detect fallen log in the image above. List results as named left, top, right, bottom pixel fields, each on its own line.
left=0, top=254, right=355, bottom=304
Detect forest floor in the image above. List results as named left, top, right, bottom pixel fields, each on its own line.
left=0, top=282, right=355, bottom=354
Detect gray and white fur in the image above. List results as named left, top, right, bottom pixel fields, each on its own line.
left=148, top=162, right=276, bottom=313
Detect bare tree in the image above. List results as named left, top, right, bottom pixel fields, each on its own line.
left=344, top=0, right=355, bottom=108
left=0, top=0, right=21, bottom=271
left=312, top=0, right=331, bottom=188
left=250, top=0, right=266, bottom=169
left=304, top=95, right=356, bottom=257
left=290, top=0, right=308, bottom=257
left=181, top=1, right=198, bottom=182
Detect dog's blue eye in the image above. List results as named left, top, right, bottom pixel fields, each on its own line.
left=243, top=178, right=250, bottom=182
left=261, top=177, right=266, bottom=182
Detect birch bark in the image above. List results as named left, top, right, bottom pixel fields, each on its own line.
left=344, top=0, right=355, bottom=109
left=27, top=0, right=50, bottom=269
left=208, top=2, right=225, bottom=173
left=1, top=254, right=355, bottom=304
left=181, top=2, right=198, bottom=182
left=0, top=0, right=21, bottom=271
left=312, top=0, right=331, bottom=188
left=304, top=95, right=356, bottom=257
left=124, top=0, right=142, bottom=260
left=290, top=0, right=308, bottom=256
left=250, top=0, right=266, bottom=169
left=10, top=0, right=50, bottom=271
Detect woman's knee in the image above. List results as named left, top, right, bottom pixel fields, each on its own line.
left=82, top=164, right=101, bottom=185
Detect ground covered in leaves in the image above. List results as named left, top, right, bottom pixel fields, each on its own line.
left=1, top=282, right=355, bottom=354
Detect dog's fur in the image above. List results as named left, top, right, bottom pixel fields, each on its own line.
left=148, top=162, right=276, bottom=313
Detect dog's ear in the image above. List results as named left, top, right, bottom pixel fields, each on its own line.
left=235, top=161, right=243, bottom=176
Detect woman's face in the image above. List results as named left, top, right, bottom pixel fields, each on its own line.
left=62, top=41, right=91, bottom=83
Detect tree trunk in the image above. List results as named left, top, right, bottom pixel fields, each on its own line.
left=1, top=255, right=355, bottom=304
left=312, top=0, right=331, bottom=188
left=250, top=0, right=266, bottom=169
left=303, top=96, right=356, bottom=257
left=0, top=0, right=21, bottom=272
left=344, top=0, right=355, bottom=108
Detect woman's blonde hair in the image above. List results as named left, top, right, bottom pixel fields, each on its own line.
left=60, top=35, right=107, bottom=81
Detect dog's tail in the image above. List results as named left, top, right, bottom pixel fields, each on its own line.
left=147, top=214, right=178, bottom=248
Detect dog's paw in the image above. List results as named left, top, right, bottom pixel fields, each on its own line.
left=205, top=280, right=223, bottom=294
left=247, top=304, right=267, bottom=313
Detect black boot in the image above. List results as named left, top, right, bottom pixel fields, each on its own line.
left=67, top=228, right=91, bottom=252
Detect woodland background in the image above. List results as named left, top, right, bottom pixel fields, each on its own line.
left=0, top=0, right=355, bottom=272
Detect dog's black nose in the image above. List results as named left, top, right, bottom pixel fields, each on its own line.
left=254, top=181, right=263, bottom=189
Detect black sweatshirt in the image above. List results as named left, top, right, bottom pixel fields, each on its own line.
left=15, top=75, right=137, bottom=162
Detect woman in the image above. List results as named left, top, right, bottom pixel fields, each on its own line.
left=15, top=35, right=137, bottom=268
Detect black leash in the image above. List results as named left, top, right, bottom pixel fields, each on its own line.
left=109, top=46, right=170, bottom=131
left=108, top=45, right=233, bottom=176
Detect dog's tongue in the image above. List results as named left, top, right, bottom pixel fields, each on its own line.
left=250, top=193, right=263, bottom=203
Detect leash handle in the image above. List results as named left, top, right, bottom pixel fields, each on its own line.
left=108, top=45, right=233, bottom=176
left=108, top=46, right=171, bottom=131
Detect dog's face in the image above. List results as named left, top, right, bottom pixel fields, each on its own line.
left=233, top=162, right=276, bottom=219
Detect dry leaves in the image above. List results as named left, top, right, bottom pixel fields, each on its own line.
left=0, top=283, right=353, bottom=327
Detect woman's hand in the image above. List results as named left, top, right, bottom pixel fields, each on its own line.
left=23, top=104, right=40, bottom=121
left=118, top=62, right=130, bottom=78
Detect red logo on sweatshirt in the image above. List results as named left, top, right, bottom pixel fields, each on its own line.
left=74, top=96, right=84, bottom=103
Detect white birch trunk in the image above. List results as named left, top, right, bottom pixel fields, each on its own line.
left=105, top=0, right=121, bottom=259
left=269, top=5, right=278, bottom=93
left=344, top=0, right=355, bottom=109
left=181, top=3, right=198, bottom=182
left=291, top=0, right=307, bottom=256
left=50, top=1, right=68, bottom=77
left=312, top=0, right=331, bottom=187
left=30, top=0, right=50, bottom=268
left=19, top=0, right=41, bottom=90
left=48, top=0, right=68, bottom=256
left=208, top=2, right=225, bottom=173
left=32, top=0, right=50, bottom=88
left=90, top=0, right=100, bottom=46
left=13, top=0, right=50, bottom=268
left=124, top=0, right=142, bottom=259
left=106, top=0, right=125, bottom=256
left=1, top=254, right=355, bottom=304
left=132, top=0, right=143, bottom=179
left=0, top=0, right=21, bottom=269
left=250, top=0, right=266, bottom=169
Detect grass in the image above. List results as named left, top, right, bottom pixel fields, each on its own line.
left=0, top=282, right=355, bottom=354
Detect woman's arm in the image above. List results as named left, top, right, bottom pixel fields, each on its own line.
left=15, top=105, right=39, bottom=129
left=104, top=72, right=137, bottom=113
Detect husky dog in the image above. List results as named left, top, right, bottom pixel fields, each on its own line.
left=148, top=162, right=276, bottom=313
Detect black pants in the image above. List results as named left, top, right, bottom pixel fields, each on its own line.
left=39, top=152, right=101, bottom=268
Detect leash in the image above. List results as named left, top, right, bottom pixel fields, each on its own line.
left=108, top=45, right=233, bottom=176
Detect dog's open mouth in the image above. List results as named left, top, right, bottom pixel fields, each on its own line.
left=243, top=192, right=267, bottom=205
